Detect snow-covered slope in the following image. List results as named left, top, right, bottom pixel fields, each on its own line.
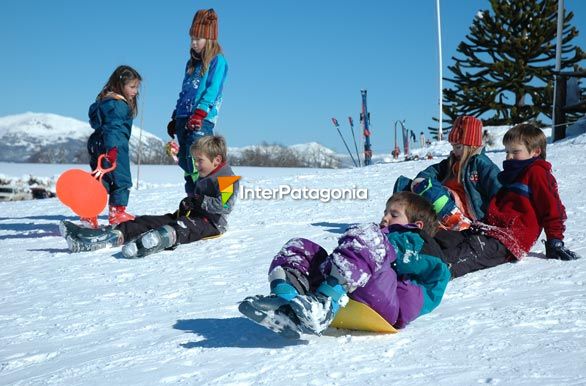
left=1, top=131, right=586, bottom=385
left=0, top=113, right=167, bottom=164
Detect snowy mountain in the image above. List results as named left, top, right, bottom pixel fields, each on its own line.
left=0, top=113, right=342, bottom=168
left=1, top=127, right=586, bottom=384
left=229, top=141, right=341, bottom=168
left=0, top=113, right=169, bottom=164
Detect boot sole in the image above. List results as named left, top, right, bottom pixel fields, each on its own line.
left=238, top=298, right=302, bottom=339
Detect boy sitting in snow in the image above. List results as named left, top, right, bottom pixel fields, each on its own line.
left=239, top=191, right=451, bottom=337
left=435, top=123, right=580, bottom=278
left=60, top=135, right=238, bottom=258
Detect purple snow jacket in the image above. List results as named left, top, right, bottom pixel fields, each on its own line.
left=269, top=223, right=450, bottom=328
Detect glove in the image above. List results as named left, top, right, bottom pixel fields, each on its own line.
left=411, top=178, right=431, bottom=195
left=186, top=109, right=208, bottom=131
left=544, top=239, right=581, bottom=261
left=165, top=140, right=179, bottom=162
left=178, top=195, right=204, bottom=217
left=167, top=120, right=176, bottom=138
left=105, top=147, right=118, bottom=164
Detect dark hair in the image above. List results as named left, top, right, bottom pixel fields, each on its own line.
left=386, top=191, right=439, bottom=236
left=503, top=123, right=547, bottom=160
left=191, top=135, right=227, bottom=162
left=98, top=65, right=142, bottom=117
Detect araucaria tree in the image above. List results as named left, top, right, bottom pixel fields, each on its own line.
left=443, top=0, right=585, bottom=127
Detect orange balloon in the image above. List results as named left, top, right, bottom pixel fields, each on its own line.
left=56, top=169, right=108, bottom=217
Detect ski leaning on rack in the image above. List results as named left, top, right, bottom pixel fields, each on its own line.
left=360, top=89, right=373, bottom=166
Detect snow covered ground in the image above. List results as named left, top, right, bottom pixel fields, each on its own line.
left=1, top=128, right=586, bottom=385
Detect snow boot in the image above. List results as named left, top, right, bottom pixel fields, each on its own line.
left=121, top=225, right=177, bottom=259
left=411, top=177, right=472, bottom=231
left=288, top=276, right=349, bottom=335
left=440, top=206, right=472, bottom=231
left=108, top=205, right=135, bottom=225
left=238, top=295, right=303, bottom=339
left=61, top=220, right=124, bottom=253
left=238, top=267, right=309, bottom=338
left=79, top=216, right=99, bottom=229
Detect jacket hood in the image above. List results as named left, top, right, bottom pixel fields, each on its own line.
left=88, top=101, right=101, bottom=130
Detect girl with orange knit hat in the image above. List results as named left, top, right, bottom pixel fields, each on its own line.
left=166, top=8, right=228, bottom=196
left=393, top=116, right=502, bottom=230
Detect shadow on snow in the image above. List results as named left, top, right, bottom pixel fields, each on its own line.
left=311, top=222, right=353, bottom=234
left=174, top=318, right=308, bottom=349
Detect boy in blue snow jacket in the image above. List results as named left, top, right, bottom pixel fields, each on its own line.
left=166, top=8, right=228, bottom=195
left=240, top=191, right=450, bottom=336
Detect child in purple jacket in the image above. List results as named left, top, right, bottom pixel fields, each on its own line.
left=239, top=192, right=451, bottom=338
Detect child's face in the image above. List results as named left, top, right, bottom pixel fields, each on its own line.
left=194, top=151, right=222, bottom=177
left=122, top=79, right=140, bottom=101
left=191, top=37, right=207, bottom=54
left=380, top=202, right=410, bottom=228
left=450, top=142, right=464, bottom=160
left=504, top=141, right=541, bottom=161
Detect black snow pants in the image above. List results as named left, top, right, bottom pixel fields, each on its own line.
left=434, top=229, right=510, bottom=279
left=116, top=213, right=219, bottom=245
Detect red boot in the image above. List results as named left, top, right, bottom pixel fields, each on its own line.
left=108, top=205, right=135, bottom=225
left=80, top=216, right=99, bottom=229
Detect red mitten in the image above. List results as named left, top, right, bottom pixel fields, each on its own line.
left=105, top=147, right=118, bottom=164
left=186, top=109, right=208, bottom=130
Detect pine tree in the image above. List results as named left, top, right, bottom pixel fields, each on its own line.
left=442, top=0, right=585, bottom=128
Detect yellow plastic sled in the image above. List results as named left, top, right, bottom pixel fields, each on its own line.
left=202, top=234, right=223, bottom=240
left=331, top=299, right=398, bottom=333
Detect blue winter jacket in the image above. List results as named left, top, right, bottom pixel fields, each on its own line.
left=88, top=96, right=132, bottom=151
left=386, top=226, right=450, bottom=319
left=174, top=54, right=228, bottom=123
left=87, top=94, right=133, bottom=206
left=416, top=148, right=501, bottom=221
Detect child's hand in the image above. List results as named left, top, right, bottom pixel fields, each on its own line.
left=105, top=147, right=118, bottom=164
left=165, top=141, right=179, bottom=163
left=178, top=195, right=204, bottom=217
left=187, top=109, right=208, bottom=130
left=544, top=239, right=581, bottom=260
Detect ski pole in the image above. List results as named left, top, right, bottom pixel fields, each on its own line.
left=348, top=116, right=361, bottom=167
left=331, top=118, right=358, bottom=167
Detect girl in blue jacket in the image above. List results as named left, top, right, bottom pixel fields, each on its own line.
left=394, top=116, right=501, bottom=230
left=87, top=65, right=142, bottom=228
left=167, top=8, right=228, bottom=195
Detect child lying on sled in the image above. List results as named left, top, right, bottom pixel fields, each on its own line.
left=239, top=191, right=451, bottom=337
left=60, top=135, right=238, bottom=258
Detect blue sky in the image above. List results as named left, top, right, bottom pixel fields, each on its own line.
left=1, top=0, right=585, bottom=154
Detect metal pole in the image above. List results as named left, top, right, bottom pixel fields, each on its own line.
left=348, top=116, right=361, bottom=166
left=552, top=0, right=564, bottom=142
left=436, top=0, right=443, bottom=141
left=135, top=85, right=144, bottom=190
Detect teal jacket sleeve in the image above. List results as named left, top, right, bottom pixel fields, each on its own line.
left=416, top=158, right=450, bottom=182
left=196, top=55, right=228, bottom=114
left=389, top=231, right=451, bottom=316
left=475, top=153, right=502, bottom=199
